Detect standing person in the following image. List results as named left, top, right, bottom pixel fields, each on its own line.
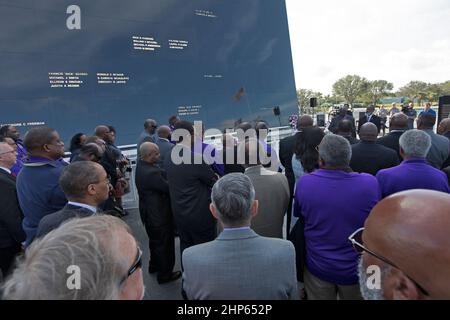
left=358, top=105, right=382, bottom=134
left=135, top=142, right=181, bottom=284
left=182, top=173, right=298, bottom=300
left=438, top=118, right=450, bottom=169
left=155, top=126, right=174, bottom=168
left=417, top=114, right=449, bottom=169
left=164, top=121, right=218, bottom=260
left=137, top=119, right=158, bottom=159
left=244, top=139, right=289, bottom=239
left=350, top=123, right=399, bottom=176
left=0, top=142, right=25, bottom=279
left=69, top=133, right=87, bottom=162
left=16, top=127, right=68, bottom=247
left=35, top=161, right=110, bottom=238
left=294, top=134, right=381, bottom=300
left=378, top=106, right=389, bottom=136
left=418, top=102, right=436, bottom=118
left=376, top=130, right=450, bottom=198
left=389, top=103, right=400, bottom=117
left=403, top=103, right=417, bottom=130
left=328, top=105, right=356, bottom=136
left=377, top=113, right=409, bottom=161
left=336, top=119, right=359, bottom=145
left=0, top=125, right=26, bottom=177
left=168, top=115, right=180, bottom=134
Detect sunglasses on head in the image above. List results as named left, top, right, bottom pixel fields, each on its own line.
left=348, top=227, right=429, bottom=296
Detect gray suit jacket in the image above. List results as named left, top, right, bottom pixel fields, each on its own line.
left=245, top=166, right=290, bottom=238
left=155, top=137, right=174, bottom=168
left=423, top=129, right=450, bottom=169
left=182, top=228, right=298, bottom=300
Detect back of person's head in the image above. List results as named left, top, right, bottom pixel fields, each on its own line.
left=244, top=138, right=265, bottom=167
left=417, top=113, right=436, bottom=129
left=337, top=119, right=354, bottom=135
left=59, top=161, right=108, bottom=202
left=211, top=173, right=256, bottom=227
left=389, top=113, right=409, bottom=130
left=294, top=127, right=325, bottom=173
left=399, top=129, right=431, bottom=159
left=318, top=134, right=352, bottom=169
left=0, top=125, right=10, bottom=137
left=69, top=133, right=85, bottom=153
left=168, top=115, right=179, bottom=126
left=359, top=123, right=378, bottom=142
left=157, top=125, right=171, bottom=139
left=297, top=115, right=314, bottom=130
left=77, top=143, right=104, bottom=162
left=173, top=120, right=194, bottom=144
left=359, top=190, right=450, bottom=300
left=1, top=215, right=144, bottom=300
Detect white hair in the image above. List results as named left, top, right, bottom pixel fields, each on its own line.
left=399, top=130, right=431, bottom=158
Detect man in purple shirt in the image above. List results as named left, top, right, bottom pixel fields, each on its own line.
left=294, top=134, right=381, bottom=300
left=376, top=129, right=450, bottom=198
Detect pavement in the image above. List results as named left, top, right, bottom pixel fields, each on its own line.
left=123, top=208, right=183, bottom=300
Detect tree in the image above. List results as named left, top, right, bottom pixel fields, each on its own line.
left=364, top=80, right=394, bottom=105
left=397, top=81, right=430, bottom=106
left=296, top=89, right=323, bottom=114
left=332, top=75, right=369, bottom=106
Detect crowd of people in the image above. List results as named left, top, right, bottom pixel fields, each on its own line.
left=0, top=107, right=449, bottom=300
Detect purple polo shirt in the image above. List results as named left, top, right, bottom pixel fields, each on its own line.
left=294, top=169, right=381, bottom=285
left=376, top=158, right=450, bottom=198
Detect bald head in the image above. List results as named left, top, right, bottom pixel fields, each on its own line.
left=362, top=190, right=450, bottom=299
left=297, top=115, right=314, bottom=130
left=139, top=142, right=160, bottom=164
left=389, top=113, right=409, bottom=130
left=438, top=118, right=450, bottom=135
left=94, top=126, right=110, bottom=139
left=157, top=125, right=171, bottom=139
left=359, top=123, right=378, bottom=142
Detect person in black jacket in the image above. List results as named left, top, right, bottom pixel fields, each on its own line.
left=164, top=121, right=218, bottom=261
left=358, top=105, right=382, bottom=134
left=135, top=142, right=181, bottom=284
left=350, top=123, right=399, bottom=176
left=0, top=142, right=25, bottom=278
left=377, top=113, right=409, bottom=161
left=35, top=161, right=110, bottom=239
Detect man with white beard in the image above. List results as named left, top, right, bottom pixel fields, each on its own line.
left=350, top=190, right=450, bottom=300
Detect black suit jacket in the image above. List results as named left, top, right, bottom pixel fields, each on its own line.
left=377, top=131, right=405, bottom=161
left=350, top=141, right=400, bottom=176
left=0, top=169, right=25, bottom=248
left=164, top=146, right=218, bottom=232
left=358, top=114, right=382, bottom=133
left=35, top=204, right=95, bottom=239
left=279, top=132, right=302, bottom=195
left=135, top=160, right=173, bottom=227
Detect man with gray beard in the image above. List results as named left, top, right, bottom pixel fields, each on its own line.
left=350, top=189, right=450, bottom=300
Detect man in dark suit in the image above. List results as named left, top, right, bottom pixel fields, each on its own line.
left=0, top=142, right=25, bottom=278
left=135, top=142, right=181, bottom=284
left=328, top=104, right=356, bottom=136
left=377, top=113, right=409, bottom=161
left=350, top=123, right=399, bottom=176
left=164, top=121, right=218, bottom=260
left=279, top=115, right=313, bottom=236
left=36, top=161, right=110, bottom=238
left=155, top=125, right=174, bottom=169
left=358, top=105, right=382, bottom=134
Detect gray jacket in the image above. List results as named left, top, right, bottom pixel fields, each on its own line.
left=245, top=165, right=290, bottom=238
left=182, top=228, right=298, bottom=300
left=423, top=129, right=450, bottom=169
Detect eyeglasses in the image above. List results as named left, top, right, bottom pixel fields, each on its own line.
left=120, top=247, right=142, bottom=285
left=348, top=227, right=429, bottom=296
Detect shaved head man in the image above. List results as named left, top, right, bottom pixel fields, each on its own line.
left=359, top=123, right=378, bottom=142
left=389, top=113, right=409, bottom=131
left=157, top=125, right=171, bottom=140
left=438, top=118, right=450, bottom=136
left=355, top=190, right=450, bottom=300
left=139, top=142, right=160, bottom=163
left=297, top=115, right=314, bottom=130
left=377, top=113, right=409, bottom=160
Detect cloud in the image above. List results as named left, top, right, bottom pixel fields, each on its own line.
left=286, top=0, right=450, bottom=94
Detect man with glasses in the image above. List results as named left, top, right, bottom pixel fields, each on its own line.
left=0, top=142, right=25, bottom=279
left=16, top=127, right=68, bottom=247
left=2, top=215, right=145, bottom=300
left=36, top=161, right=110, bottom=238
left=351, top=189, right=450, bottom=300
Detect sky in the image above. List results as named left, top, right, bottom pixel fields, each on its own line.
left=285, top=0, right=450, bottom=95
